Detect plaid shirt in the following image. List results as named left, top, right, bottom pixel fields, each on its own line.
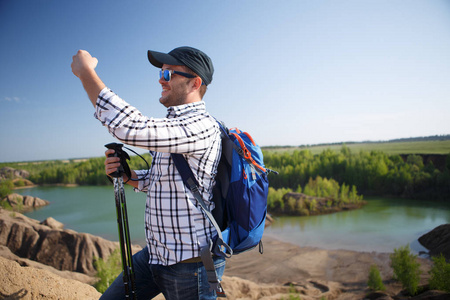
left=95, top=87, right=221, bottom=265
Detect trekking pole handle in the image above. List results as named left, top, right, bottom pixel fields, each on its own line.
left=105, top=143, right=129, bottom=178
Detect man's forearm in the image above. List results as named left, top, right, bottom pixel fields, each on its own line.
left=126, top=170, right=139, bottom=189
left=79, top=68, right=106, bottom=107
left=72, top=50, right=106, bottom=107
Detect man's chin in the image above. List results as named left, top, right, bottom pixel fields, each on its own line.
left=159, top=97, right=169, bottom=107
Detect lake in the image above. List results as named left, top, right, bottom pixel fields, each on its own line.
left=17, top=186, right=450, bottom=254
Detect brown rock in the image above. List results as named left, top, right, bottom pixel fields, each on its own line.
left=40, top=217, right=64, bottom=230
left=23, top=195, right=49, bottom=207
left=5, top=193, right=22, bottom=206
left=0, top=208, right=141, bottom=276
left=0, top=245, right=96, bottom=285
left=0, top=256, right=101, bottom=300
left=418, top=224, right=450, bottom=260
left=4, top=193, right=49, bottom=210
left=0, top=167, right=30, bottom=180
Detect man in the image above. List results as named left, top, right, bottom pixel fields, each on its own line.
left=71, top=46, right=225, bottom=299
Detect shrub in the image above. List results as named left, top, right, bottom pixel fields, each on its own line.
left=287, top=195, right=297, bottom=212
left=307, top=199, right=317, bottom=212
left=0, top=199, right=13, bottom=211
left=390, top=245, right=422, bottom=296
left=0, top=180, right=14, bottom=198
left=94, top=248, right=122, bottom=293
left=281, top=285, right=302, bottom=300
left=267, top=187, right=292, bottom=211
left=428, top=253, right=450, bottom=292
left=367, top=264, right=385, bottom=291
left=15, top=179, right=26, bottom=187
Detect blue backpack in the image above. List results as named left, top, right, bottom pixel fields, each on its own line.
left=171, top=120, right=274, bottom=297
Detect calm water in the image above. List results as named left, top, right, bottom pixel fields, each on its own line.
left=18, top=186, right=450, bottom=254
left=19, top=186, right=148, bottom=245
left=265, top=197, right=450, bottom=253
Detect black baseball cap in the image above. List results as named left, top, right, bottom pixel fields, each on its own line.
left=147, top=46, right=214, bottom=86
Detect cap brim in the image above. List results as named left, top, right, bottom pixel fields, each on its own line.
left=147, top=50, right=183, bottom=68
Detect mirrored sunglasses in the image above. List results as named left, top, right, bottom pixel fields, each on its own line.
left=159, top=69, right=205, bottom=85
left=159, top=69, right=195, bottom=81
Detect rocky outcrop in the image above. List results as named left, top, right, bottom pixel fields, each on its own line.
left=0, top=245, right=96, bottom=285
left=0, top=166, right=35, bottom=189
left=3, top=193, right=49, bottom=210
left=0, top=208, right=141, bottom=276
left=0, top=256, right=101, bottom=300
left=0, top=167, right=30, bottom=180
left=418, top=224, right=450, bottom=260
left=40, top=216, right=64, bottom=230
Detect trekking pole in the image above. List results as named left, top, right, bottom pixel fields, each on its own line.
left=106, top=143, right=137, bottom=300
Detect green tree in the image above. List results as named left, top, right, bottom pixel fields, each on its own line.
left=390, top=245, right=422, bottom=296
left=367, top=264, right=386, bottom=291
left=428, top=253, right=450, bottom=292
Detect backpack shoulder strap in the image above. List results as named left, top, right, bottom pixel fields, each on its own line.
left=171, top=154, right=233, bottom=258
left=171, top=154, right=225, bottom=239
left=171, top=153, right=231, bottom=297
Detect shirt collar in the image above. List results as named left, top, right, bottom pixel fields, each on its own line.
left=166, top=101, right=206, bottom=118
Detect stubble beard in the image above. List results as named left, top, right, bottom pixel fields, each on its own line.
left=159, top=93, right=186, bottom=108
left=159, top=81, right=189, bottom=107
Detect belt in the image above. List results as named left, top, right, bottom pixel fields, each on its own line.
left=180, top=256, right=203, bottom=264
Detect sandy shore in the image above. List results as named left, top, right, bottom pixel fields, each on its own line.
left=223, top=236, right=433, bottom=299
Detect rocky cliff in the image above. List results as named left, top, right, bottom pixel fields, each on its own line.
left=0, top=208, right=140, bottom=276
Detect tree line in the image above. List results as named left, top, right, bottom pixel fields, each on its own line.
left=265, top=146, right=450, bottom=200
left=2, top=146, right=449, bottom=200
left=1, top=153, right=151, bottom=186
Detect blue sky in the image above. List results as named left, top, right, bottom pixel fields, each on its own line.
left=1, top=0, right=449, bottom=162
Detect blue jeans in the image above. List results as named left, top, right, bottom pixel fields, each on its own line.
left=100, top=246, right=226, bottom=300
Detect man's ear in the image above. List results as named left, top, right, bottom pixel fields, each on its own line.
left=191, top=76, right=203, bottom=91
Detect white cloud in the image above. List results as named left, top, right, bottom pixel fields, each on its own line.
left=3, top=96, right=21, bottom=103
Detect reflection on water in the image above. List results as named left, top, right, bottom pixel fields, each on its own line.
left=18, top=187, right=450, bottom=253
